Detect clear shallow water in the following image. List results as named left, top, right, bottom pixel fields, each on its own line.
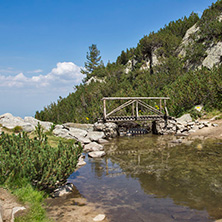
left=69, top=135, right=222, bottom=222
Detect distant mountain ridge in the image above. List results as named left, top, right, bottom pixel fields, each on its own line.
left=35, top=0, right=222, bottom=124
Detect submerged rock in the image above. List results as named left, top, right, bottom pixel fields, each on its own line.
left=83, top=142, right=104, bottom=152
left=53, top=183, right=74, bottom=197
left=88, top=151, right=106, bottom=158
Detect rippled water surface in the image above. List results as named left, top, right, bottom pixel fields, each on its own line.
left=69, top=135, right=222, bottom=222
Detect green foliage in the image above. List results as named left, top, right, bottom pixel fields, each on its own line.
left=81, top=44, right=102, bottom=81
left=13, top=126, right=23, bottom=133
left=0, top=125, right=82, bottom=191
left=198, top=0, right=222, bottom=42
left=35, top=2, right=221, bottom=123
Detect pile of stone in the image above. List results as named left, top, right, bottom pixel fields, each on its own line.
left=153, top=114, right=218, bottom=135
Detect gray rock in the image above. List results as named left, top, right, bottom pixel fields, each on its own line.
left=87, top=131, right=105, bottom=142
left=54, top=124, right=64, bottom=130
left=83, top=142, right=104, bottom=152
left=198, top=124, right=205, bottom=129
left=11, top=207, right=26, bottom=222
left=98, top=138, right=109, bottom=144
left=202, top=42, right=222, bottom=69
left=63, top=123, right=94, bottom=131
left=85, top=76, right=105, bottom=85
left=0, top=113, right=35, bottom=132
left=212, top=123, right=219, bottom=127
left=176, top=114, right=192, bottom=124
left=93, top=214, right=106, bottom=221
left=88, top=151, right=106, bottom=158
left=24, top=116, right=53, bottom=131
left=77, top=136, right=91, bottom=144
left=53, top=128, right=72, bottom=139
left=93, top=122, right=106, bottom=131
left=53, top=183, right=74, bottom=197
left=93, top=122, right=118, bottom=138
left=189, top=129, right=196, bottom=133
left=77, top=155, right=86, bottom=167
left=68, top=128, right=88, bottom=139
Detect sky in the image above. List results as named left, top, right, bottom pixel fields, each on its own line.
left=0, top=0, right=217, bottom=118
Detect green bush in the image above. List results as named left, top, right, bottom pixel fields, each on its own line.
left=0, top=123, right=82, bottom=191
left=13, top=126, right=23, bottom=133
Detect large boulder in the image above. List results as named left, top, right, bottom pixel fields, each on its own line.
left=83, top=142, right=104, bottom=152
left=24, top=116, right=53, bottom=131
left=176, top=114, right=192, bottom=124
left=63, top=123, right=94, bottom=131
left=202, top=42, right=222, bottom=69
left=88, top=151, right=106, bottom=158
left=0, top=113, right=35, bottom=132
left=87, top=131, right=105, bottom=142
left=53, top=128, right=72, bottom=139
left=94, top=122, right=118, bottom=138
left=68, top=128, right=88, bottom=140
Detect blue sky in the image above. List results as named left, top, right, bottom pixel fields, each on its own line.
left=0, top=0, right=217, bottom=118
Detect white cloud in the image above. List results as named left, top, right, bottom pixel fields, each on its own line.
left=0, top=62, right=84, bottom=89
left=0, top=62, right=85, bottom=117
left=27, top=69, right=43, bottom=74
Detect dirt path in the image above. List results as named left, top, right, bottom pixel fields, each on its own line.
left=0, top=188, right=26, bottom=222
left=190, top=119, right=222, bottom=139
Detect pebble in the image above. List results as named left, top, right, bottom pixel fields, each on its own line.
left=93, top=214, right=106, bottom=221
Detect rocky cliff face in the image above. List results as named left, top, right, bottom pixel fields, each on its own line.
left=124, top=14, right=222, bottom=73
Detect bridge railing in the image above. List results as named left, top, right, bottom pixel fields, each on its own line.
left=101, top=97, right=170, bottom=121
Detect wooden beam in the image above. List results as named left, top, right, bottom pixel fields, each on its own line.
left=136, top=100, right=138, bottom=118
left=160, top=99, right=162, bottom=113
left=138, top=100, right=163, bottom=115
left=102, top=97, right=170, bottom=100
left=103, top=99, right=106, bottom=119
left=106, top=100, right=136, bottom=118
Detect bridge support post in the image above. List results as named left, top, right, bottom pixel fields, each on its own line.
left=103, top=99, right=106, bottom=120
left=136, top=100, right=138, bottom=119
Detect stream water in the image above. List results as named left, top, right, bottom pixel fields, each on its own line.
left=68, top=135, right=222, bottom=222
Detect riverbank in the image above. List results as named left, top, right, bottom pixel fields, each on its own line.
left=190, top=119, right=222, bottom=139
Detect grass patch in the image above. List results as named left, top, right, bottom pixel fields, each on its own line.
left=202, top=109, right=222, bottom=119
left=2, top=179, right=51, bottom=222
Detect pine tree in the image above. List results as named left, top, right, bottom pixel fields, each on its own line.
left=81, top=44, right=102, bottom=79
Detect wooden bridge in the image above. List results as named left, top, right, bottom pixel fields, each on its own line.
left=100, top=97, right=171, bottom=122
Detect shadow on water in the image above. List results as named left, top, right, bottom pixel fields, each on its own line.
left=68, top=134, right=222, bottom=222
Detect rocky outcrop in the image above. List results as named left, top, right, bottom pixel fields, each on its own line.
left=0, top=113, right=53, bottom=132
left=202, top=42, right=222, bottom=69
left=85, top=77, right=105, bottom=85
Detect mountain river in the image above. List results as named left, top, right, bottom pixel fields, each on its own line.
left=68, top=134, right=222, bottom=222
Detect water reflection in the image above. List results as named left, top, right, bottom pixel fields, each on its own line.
left=69, top=135, right=222, bottom=221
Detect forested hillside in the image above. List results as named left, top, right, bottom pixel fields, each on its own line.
left=35, top=0, right=222, bottom=124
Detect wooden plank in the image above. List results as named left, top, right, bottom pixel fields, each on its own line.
left=102, top=97, right=170, bottom=100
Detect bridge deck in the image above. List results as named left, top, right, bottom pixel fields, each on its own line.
left=99, top=115, right=165, bottom=122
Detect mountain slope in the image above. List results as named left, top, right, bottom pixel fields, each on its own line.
left=35, top=0, right=222, bottom=124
